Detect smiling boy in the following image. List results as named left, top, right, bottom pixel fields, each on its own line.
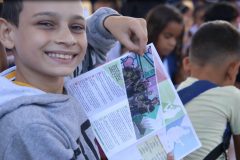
left=6, top=1, right=88, bottom=93
left=0, top=0, right=146, bottom=159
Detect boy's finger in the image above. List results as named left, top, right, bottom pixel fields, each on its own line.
left=129, top=20, right=148, bottom=55
left=118, top=32, right=146, bottom=55
left=138, top=37, right=148, bottom=55
left=117, top=33, right=139, bottom=53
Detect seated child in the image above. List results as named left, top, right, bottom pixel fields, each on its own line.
left=178, top=21, right=240, bottom=160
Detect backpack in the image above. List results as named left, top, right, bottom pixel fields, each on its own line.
left=177, top=80, right=232, bottom=160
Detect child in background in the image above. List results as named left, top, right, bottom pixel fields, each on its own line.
left=204, top=2, right=239, bottom=28
left=0, top=0, right=148, bottom=159
left=92, top=0, right=120, bottom=12
left=178, top=21, right=240, bottom=160
left=145, top=4, right=184, bottom=85
left=181, top=2, right=240, bottom=90
left=189, top=3, right=206, bottom=35
left=198, top=3, right=239, bottom=159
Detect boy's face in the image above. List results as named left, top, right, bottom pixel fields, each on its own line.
left=12, top=1, right=87, bottom=78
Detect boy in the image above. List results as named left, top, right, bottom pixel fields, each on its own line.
left=179, top=21, right=240, bottom=159
left=203, top=2, right=240, bottom=158
left=0, top=0, right=147, bottom=159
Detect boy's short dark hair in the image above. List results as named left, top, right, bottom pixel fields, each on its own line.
left=190, top=21, right=240, bottom=66
left=1, top=0, right=23, bottom=26
left=204, top=2, right=239, bottom=23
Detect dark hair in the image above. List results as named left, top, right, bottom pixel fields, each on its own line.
left=92, top=0, right=120, bottom=12
left=204, top=2, right=239, bottom=23
left=174, top=2, right=190, bottom=14
left=1, top=0, right=23, bottom=26
left=146, top=4, right=183, bottom=48
left=193, top=4, right=206, bottom=22
left=190, top=20, right=240, bottom=66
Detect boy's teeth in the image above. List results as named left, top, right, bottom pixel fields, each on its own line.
left=48, top=53, right=73, bottom=59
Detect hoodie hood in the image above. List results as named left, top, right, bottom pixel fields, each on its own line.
left=0, top=76, right=73, bottom=119
left=0, top=76, right=45, bottom=105
left=0, top=76, right=47, bottom=118
left=0, top=67, right=73, bottom=120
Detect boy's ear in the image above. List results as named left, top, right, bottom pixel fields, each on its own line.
left=0, top=18, right=15, bottom=49
left=225, top=60, right=240, bottom=85
left=182, top=56, right=191, bottom=75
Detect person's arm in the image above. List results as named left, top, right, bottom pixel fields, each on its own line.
left=73, top=7, right=147, bottom=76
left=233, top=135, right=240, bottom=160
left=104, top=15, right=147, bottom=55
left=74, top=7, right=119, bottom=75
left=0, top=43, right=7, bottom=72
left=86, top=7, right=119, bottom=58
left=87, top=7, right=147, bottom=56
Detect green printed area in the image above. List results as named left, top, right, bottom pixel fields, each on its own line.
left=139, top=56, right=154, bottom=74
left=143, top=69, right=155, bottom=78
left=132, top=106, right=160, bottom=126
left=158, top=80, right=176, bottom=103
left=158, top=80, right=185, bottom=125
left=104, top=61, right=125, bottom=87
left=133, top=114, right=144, bottom=124
left=144, top=105, right=160, bottom=119
left=162, top=102, right=184, bottom=125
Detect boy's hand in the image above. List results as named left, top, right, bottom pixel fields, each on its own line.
left=104, top=16, right=148, bottom=55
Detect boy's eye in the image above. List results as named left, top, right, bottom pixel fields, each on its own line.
left=70, top=24, right=85, bottom=33
left=37, top=21, right=55, bottom=29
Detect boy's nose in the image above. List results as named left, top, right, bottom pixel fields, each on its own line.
left=55, top=26, right=77, bottom=46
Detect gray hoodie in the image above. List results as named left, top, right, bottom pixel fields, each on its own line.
left=0, top=76, right=99, bottom=160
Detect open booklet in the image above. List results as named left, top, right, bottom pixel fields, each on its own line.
left=65, top=43, right=201, bottom=160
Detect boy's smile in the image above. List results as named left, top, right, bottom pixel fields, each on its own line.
left=44, top=50, right=79, bottom=64
left=10, top=1, right=87, bottom=91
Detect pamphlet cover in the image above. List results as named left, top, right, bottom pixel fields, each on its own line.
left=66, top=43, right=201, bottom=160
